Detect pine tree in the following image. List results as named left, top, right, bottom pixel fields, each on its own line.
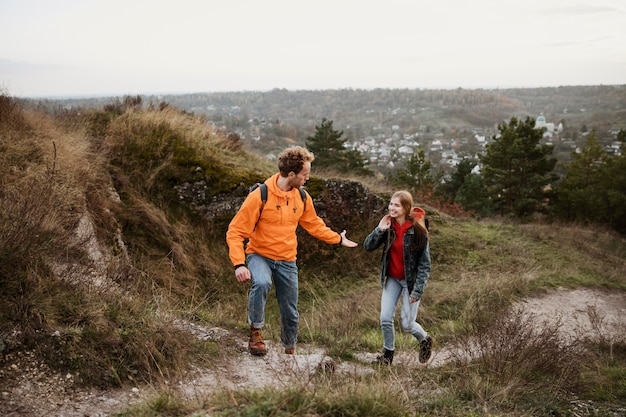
left=437, top=159, right=476, bottom=202
left=555, top=131, right=626, bottom=234
left=392, top=147, right=438, bottom=199
left=479, top=116, right=557, bottom=217
left=455, top=174, right=491, bottom=216
left=305, top=118, right=368, bottom=174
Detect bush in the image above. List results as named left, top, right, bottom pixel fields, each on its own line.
left=444, top=304, right=585, bottom=411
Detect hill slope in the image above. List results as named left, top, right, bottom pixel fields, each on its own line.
left=1, top=94, right=625, bottom=416
left=3, top=287, right=625, bottom=417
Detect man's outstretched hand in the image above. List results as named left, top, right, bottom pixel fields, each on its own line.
left=340, top=230, right=358, bottom=248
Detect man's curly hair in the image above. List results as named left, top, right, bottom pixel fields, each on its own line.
left=278, top=146, right=315, bottom=176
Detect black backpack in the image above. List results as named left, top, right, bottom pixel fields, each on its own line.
left=249, top=183, right=307, bottom=229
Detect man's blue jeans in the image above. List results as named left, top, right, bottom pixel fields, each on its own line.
left=247, top=254, right=299, bottom=349
left=380, top=276, right=427, bottom=351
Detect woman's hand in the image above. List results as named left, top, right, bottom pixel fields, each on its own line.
left=378, top=214, right=391, bottom=231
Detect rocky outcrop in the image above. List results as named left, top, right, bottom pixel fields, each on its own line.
left=174, top=177, right=389, bottom=232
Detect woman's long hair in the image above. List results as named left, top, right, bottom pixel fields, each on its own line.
left=392, top=190, right=429, bottom=252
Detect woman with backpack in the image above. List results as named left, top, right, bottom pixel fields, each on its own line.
left=364, top=190, right=432, bottom=365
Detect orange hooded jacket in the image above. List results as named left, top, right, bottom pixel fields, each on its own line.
left=226, top=173, right=341, bottom=267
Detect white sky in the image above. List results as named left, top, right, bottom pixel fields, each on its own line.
left=1, top=0, right=625, bottom=98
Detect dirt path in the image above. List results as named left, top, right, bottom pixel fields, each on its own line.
left=521, top=287, right=625, bottom=340
left=1, top=287, right=624, bottom=417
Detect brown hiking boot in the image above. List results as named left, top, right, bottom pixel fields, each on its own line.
left=419, top=336, right=432, bottom=363
left=249, top=325, right=267, bottom=356
left=284, top=347, right=295, bottom=354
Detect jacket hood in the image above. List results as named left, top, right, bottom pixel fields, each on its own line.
left=264, top=172, right=303, bottom=203
left=412, top=207, right=425, bottom=219
left=265, top=173, right=286, bottom=196
left=412, top=207, right=427, bottom=230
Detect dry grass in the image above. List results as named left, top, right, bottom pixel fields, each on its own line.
left=449, top=305, right=583, bottom=399
left=2, top=93, right=625, bottom=416
left=519, top=222, right=626, bottom=288
left=0, top=94, right=201, bottom=388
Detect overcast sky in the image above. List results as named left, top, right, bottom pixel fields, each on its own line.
left=1, top=0, right=625, bottom=98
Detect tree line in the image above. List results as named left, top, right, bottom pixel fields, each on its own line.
left=307, top=116, right=626, bottom=235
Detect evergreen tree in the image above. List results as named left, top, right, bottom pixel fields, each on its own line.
left=554, top=131, right=626, bottom=234
left=480, top=116, right=557, bottom=217
left=606, top=141, right=626, bottom=234
left=305, top=118, right=368, bottom=174
left=392, top=147, right=438, bottom=199
left=436, top=159, right=491, bottom=216
left=344, top=149, right=371, bottom=176
left=437, top=159, right=476, bottom=202
left=617, top=128, right=626, bottom=144
left=455, top=174, right=491, bottom=217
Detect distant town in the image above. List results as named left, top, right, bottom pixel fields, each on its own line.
left=210, top=107, right=623, bottom=176
left=51, top=86, right=626, bottom=176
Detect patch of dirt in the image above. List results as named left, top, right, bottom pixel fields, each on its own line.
left=521, top=287, right=626, bottom=340
left=1, top=287, right=624, bottom=417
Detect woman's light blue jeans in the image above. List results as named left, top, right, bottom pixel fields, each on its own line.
left=380, top=276, right=427, bottom=351
left=247, top=253, right=299, bottom=349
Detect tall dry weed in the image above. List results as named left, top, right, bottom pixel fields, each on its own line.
left=0, top=92, right=30, bottom=132
left=0, top=171, right=84, bottom=352
left=446, top=303, right=584, bottom=409
left=0, top=95, right=202, bottom=389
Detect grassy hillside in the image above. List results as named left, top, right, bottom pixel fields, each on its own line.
left=1, top=93, right=624, bottom=416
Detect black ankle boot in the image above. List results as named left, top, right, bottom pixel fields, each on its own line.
left=373, top=348, right=394, bottom=365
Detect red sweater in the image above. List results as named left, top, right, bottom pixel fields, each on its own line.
left=387, top=219, right=412, bottom=279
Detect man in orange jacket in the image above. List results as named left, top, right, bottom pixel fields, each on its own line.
left=226, top=146, right=358, bottom=356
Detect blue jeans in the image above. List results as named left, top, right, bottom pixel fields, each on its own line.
left=247, top=254, right=299, bottom=349
left=380, top=276, right=427, bottom=351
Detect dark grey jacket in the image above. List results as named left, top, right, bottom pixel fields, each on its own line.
left=364, top=225, right=431, bottom=300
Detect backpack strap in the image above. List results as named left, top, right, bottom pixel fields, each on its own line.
left=298, top=187, right=307, bottom=210
left=259, top=183, right=268, bottom=214
left=249, top=183, right=267, bottom=231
